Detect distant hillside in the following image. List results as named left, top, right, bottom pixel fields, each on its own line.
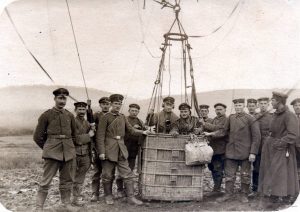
left=1, top=85, right=300, bottom=136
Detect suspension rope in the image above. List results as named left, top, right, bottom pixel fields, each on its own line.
left=65, top=0, right=89, bottom=99
left=5, top=8, right=78, bottom=102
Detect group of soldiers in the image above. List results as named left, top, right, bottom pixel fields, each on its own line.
left=33, top=88, right=300, bottom=211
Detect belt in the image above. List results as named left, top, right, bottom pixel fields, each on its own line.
left=48, top=135, right=71, bottom=139
left=113, top=136, right=122, bottom=140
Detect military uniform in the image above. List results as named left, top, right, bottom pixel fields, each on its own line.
left=33, top=88, right=76, bottom=209
left=291, top=98, right=300, bottom=189
left=252, top=110, right=272, bottom=192
left=214, top=99, right=261, bottom=197
left=147, top=97, right=179, bottom=133
left=96, top=94, right=144, bottom=205
left=73, top=113, right=92, bottom=202
left=170, top=116, right=201, bottom=135
left=204, top=110, right=228, bottom=192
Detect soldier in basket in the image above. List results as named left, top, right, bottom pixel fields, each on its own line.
left=146, top=96, right=179, bottom=133
left=170, top=102, right=201, bottom=136
left=204, top=98, right=261, bottom=203
left=202, top=103, right=228, bottom=196
left=96, top=94, right=149, bottom=205
left=116, top=103, right=147, bottom=198
left=199, top=104, right=213, bottom=123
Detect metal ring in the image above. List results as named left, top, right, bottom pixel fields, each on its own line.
left=164, top=32, right=188, bottom=41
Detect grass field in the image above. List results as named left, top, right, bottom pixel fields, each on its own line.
left=0, top=135, right=296, bottom=211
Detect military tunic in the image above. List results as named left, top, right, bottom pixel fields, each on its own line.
left=170, top=116, right=201, bottom=135
left=73, top=116, right=92, bottom=197
left=259, top=106, right=299, bottom=197
left=296, top=115, right=300, bottom=185
left=214, top=112, right=261, bottom=193
left=96, top=111, right=144, bottom=183
left=147, top=110, right=179, bottom=133
left=33, top=107, right=76, bottom=194
left=204, top=114, right=228, bottom=191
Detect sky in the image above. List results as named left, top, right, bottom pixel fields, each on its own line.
left=0, top=0, right=300, bottom=99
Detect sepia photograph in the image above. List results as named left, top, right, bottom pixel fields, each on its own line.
left=0, top=0, right=300, bottom=211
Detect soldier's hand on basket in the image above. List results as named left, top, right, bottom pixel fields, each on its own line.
left=170, top=131, right=179, bottom=137
left=248, top=154, right=256, bottom=162
left=203, top=132, right=212, bottom=137
left=142, top=130, right=151, bottom=135
left=99, top=154, right=106, bottom=160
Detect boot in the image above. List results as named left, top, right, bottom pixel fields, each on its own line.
left=116, top=178, right=126, bottom=198
left=124, top=181, right=143, bottom=205
left=36, top=191, right=48, bottom=211
left=206, top=185, right=222, bottom=197
left=216, top=181, right=234, bottom=202
left=90, top=192, right=99, bottom=202
left=103, top=182, right=114, bottom=205
left=60, top=190, right=78, bottom=211
left=240, top=183, right=249, bottom=203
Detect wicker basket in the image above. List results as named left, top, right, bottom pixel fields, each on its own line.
left=138, top=134, right=205, bottom=201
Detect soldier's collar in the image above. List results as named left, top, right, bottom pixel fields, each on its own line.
left=275, top=105, right=288, bottom=114
left=110, top=111, right=120, bottom=116
left=53, top=107, right=65, bottom=113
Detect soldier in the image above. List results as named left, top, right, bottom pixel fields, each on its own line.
left=203, top=103, right=228, bottom=196
left=147, top=96, right=179, bottom=133
left=247, top=98, right=258, bottom=116
left=205, top=98, right=261, bottom=203
left=259, top=92, right=299, bottom=207
left=96, top=94, right=149, bottom=205
left=116, top=103, right=146, bottom=197
left=291, top=98, right=300, bottom=189
left=90, top=97, right=110, bottom=202
left=199, top=104, right=213, bottom=123
left=72, top=102, right=94, bottom=206
left=170, top=103, right=201, bottom=136
left=248, top=97, right=272, bottom=198
left=33, top=88, right=76, bottom=211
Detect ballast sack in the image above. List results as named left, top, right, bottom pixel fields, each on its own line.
left=185, top=136, right=213, bottom=166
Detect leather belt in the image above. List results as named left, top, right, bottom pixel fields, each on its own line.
left=48, top=135, right=71, bottom=139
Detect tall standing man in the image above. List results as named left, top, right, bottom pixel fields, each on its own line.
left=147, top=97, right=179, bottom=133
left=203, top=103, right=228, bottom=196
left=247, top=99, right=258, bottom=116
left=205, top=98, right=261, bottom=203
left=249, top=97, right=272, bottom=197
left=90, top=97, right=110, bottom=202
left=96, top=94, right=149, bottom=205
left=72, top=102, right=94, bottom=206
left=33, top=88, right=76, bottom=210
left=116, top=103, right=146, bottom=197
left=290, top=98, right=300, bottom=189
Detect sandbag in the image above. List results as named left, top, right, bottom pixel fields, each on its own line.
left=185, top=136, right=213, bottom=166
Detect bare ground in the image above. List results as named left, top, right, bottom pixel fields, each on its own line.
left=0, top=136, right=295, bottom=211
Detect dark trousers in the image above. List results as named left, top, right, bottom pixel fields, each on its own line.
left=38, top=158, right=75, bottom=194
left=91, top=157, right=102, bottom=195
left=208, top=154, right=225, bottom=190
left=225, top=158, right=251, bottom=194
left=73, top=155, right=91, bottom=197
left=252, top=154, right=261, bottom=192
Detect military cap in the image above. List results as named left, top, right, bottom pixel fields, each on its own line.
left=232, top=98, right=245, bottom=104
left=99, top=97, right=110, bottom=104
left=257, top=97, right=270, bottom=102
left=109, top=94, right=124, bottom=103
left=272, top=91, right=288, bottom=99
left=247, top=98, right=257, bottom=104
left=178, top=103, right=191, bottom=110
left=74, top=101, right=87, bottom=108
left=163, top=96, right=175, bottom=104
left=291, top=98, right=300, bottom=106
left=53, top=88, right=69, bottom=96
left=214, top=103, right=227, bottom=109
left=199, top=104, right=209, bottom=109
left=129, top=103, right=140, bottom=110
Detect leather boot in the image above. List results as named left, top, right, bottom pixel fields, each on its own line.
left=36, top=191, right=47, bottom=211
left=60, top=190, right=78, bottom=211
left=116, top=178, right=126, bottom=198
left=216, top=181, right=234, bottom=202
left=240, top=183, right=249, bottom=203
left=124, top=181, right=143, bottom=205
left=103, top=182, right=114, bottom=205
